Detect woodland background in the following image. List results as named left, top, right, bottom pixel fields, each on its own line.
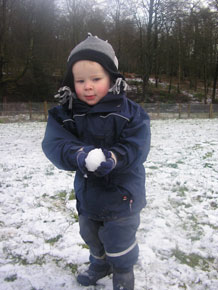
left=0, top=0, right=218, bottom=103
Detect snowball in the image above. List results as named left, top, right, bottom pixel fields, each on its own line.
left=85, top=149, right=106, bottom=172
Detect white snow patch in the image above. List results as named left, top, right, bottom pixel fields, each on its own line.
left=0, top=119, right=218, bottom=289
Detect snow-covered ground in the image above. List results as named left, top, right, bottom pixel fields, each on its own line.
left=0, top=119, right=218, bottom=290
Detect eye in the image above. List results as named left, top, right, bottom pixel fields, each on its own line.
left=93, top=77, right=101, bottom=82
left=75, top=80, right=84, bottom=83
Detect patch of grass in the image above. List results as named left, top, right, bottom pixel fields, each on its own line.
left=45, top=234, right=62, bottom=245
left=22, top=256, right=45, bottom=266
left=23, top=240, right=33, bottom=244
left=45, top=171, right=54, bottom=176
left=182, top=214, right=198, bottom=229
left=73, top=213, right=79, bottom=222
left=59, top=190, right=67, bottom=200
left=210, top=201, right=217, bottom=209
left=43, top=219, right=55, bottom=223
left=189, top=231, right=203, bottom=241
left=3, top=248, right=46, bottom=266
left=167, top=163, right=178, bottom=169
left=178, top=282, right=188, bottom=289
left=176, top=186, right=189, bottom=197
left=192, top=144, right=203, bottom=150
left=168, top=195, right=192, bottom=209
left=202, top=222, right=218, bottom=231
left=68, top=189, right=76, bottom=200
left=148, top=166, right=159, bottom=170
left=0, top=220, right=5, bottom=227
left=36, top=202, right=43, bottom=207
left=65, top=263, right=78, bottom=274
left=48, top=190, right=70, bottom=201
left=45, top=165, right=55, bottom=176
left=171, top=247, right=214, bottom=271
left=53, top=258, right=63, bottom=267
left=4, top=274, right=17, bottom=282
left=176, top=160, right=184, bottom=164
left=204, top=163, right=213, bottom=168
left=23, top=175, right=32, bottom=180
left=79, top=243, right=89, bottom=249
left=203, top=151, right=214, bottom=159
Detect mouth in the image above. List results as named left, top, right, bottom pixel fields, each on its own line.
left=85, top=95, right=95, bottom=100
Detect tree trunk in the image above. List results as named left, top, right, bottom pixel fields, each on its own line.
left=203, top=64, right=208, bottom=104
left=142, top=0, right=154, bottom=101
left=0, top=0, right=7, bottom=82
left=177, top=19, right=182, bottom=94
left=154, top=1, right=159, bottom=88
left=212, top=54, right=218, bottom=103
left=168, top=72, right=172, bottom=94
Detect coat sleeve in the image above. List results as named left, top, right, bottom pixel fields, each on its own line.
left=42, top=109, right=86, bottom=171
left=110, top=106, right=151, bottom=172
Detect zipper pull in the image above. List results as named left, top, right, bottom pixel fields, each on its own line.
left=129, top=199, right=133, bottom=211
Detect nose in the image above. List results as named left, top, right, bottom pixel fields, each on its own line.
left=84, top=80, right=93, bottom=90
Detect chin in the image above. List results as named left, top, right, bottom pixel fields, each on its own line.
left=85, top=99, right=98, bottom=105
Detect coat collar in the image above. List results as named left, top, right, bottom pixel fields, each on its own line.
left=72, top=92, right=125, bottom=114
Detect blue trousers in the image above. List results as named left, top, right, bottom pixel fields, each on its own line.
left=79, top=213, right=140, bottom=271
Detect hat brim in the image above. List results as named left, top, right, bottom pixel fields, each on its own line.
left=62, top=50, right=124, bottom=92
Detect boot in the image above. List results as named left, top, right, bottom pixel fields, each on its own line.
left=113, top=268, right=134, bottom=290
left=77, top=263, right=112, bottom=286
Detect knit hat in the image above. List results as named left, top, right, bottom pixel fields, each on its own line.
left=62, top=33, right=124, bottom=91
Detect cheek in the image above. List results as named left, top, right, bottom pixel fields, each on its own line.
left=74, top=84, right=83, bottom=96
left=97, top=82, right=110, bottom=95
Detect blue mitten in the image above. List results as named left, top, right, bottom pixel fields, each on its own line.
left=94, top=150, right=116, bottom=177
left=76, top=146, right=94, bottom=177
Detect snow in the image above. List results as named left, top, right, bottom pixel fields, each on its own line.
left=85, top=149, right=106, bottom=172
left=0, top=119, right=218, bottom=290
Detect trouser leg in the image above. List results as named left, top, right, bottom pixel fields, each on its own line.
left=98, top=213, right=140, bottom=270
left=99, top=213, right=140, bottom=290
left=79, top=214, right=107, bottom=267
left=78, top=213, right=140, bottom=289
left=77, top=215, right=112, bottom=286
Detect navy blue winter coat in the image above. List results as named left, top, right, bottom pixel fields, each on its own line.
left=42, top=92, right=151, bottom=220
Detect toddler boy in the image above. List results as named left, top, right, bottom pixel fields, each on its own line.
left=42, top=33, right=151, bottom=290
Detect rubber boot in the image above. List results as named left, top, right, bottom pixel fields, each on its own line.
left=113, top=267, right=134, bottom=290
left=77, top=263, right=112, bottom=286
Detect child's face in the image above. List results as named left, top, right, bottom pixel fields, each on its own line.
left=72, top=60, right=110, bottom=106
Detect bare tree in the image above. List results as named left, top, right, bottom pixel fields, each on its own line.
left=0, top=0, right=6, bottom=82
left=129, top=0, right=158, bottom=101
left=0, top=0, right=34, bottom=99
left=1, top=0, right=217, bottom=102
left=210, top=0, right=218, bottom=102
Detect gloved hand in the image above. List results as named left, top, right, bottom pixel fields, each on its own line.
left=76, top=146, right=94, bottom=177
left=94, top=149, right=116, bottom=177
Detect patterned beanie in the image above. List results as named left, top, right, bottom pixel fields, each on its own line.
left=62, top=33, right=124, bottom=91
